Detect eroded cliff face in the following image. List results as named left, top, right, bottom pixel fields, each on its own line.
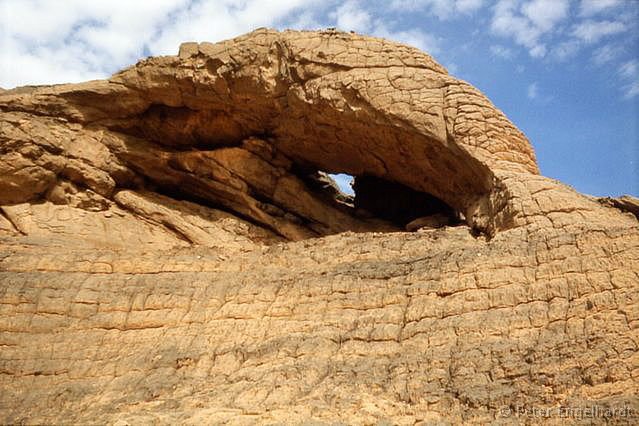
left=0, top=29, right=638, bottom=425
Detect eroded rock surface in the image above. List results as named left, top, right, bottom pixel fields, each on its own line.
left=597, top=195, right=639, bottom=220
left=0, top=29, right=637, bottom=424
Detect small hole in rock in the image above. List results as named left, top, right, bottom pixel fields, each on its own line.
left=303, top=171, right=464, bottom=232
left=328, top=173, right=355, bottom=196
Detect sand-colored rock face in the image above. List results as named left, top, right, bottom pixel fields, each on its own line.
left=0, top=29, right=638, bottom=424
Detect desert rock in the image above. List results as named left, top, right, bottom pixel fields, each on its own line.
left=0, top=29, right=637, bottom=424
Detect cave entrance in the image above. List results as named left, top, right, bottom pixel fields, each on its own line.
left=316, top=172, right=461, bottom=232
left=351, top=175, right=459, bottom=229
left=295, top=166, right=460, bottom=234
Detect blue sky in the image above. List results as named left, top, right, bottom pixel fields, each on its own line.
left=1, top=0, right=637, bottom=196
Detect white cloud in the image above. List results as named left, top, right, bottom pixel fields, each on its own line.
left=490, top=0, right=633, bottom=64
left=572, top=20, right=626, bottom=44
left=491, top=1, right=541, bottom=52
left=330, top=0, right=371, bottom=33
left=526, top=81, right=553, bottom=102
left=550, top=40, right=580, bottom=61
left=389, top=0, right=483, bottom=20
left=491, top=0, right=570, bottom=58
left=1, top=37, right=107, bottom=88
left=623, top=82, right=639, bottom=99
left=579, top=0, right=622, bottom=17
left=456, top=0, right=484, bottom=14
left=521, top=0, right=569, bottom=32
left=0, top=0, right=190, bottom=87
left=286, top=10, right=325, bottom=30
left=527, top=82, right=538, bottom=99
left=529, top=44, right=546, bottom=58
left=619, top=60, right=638, bottom=79
left=1, top=0, right=635, bottom=102
left=0, top=0, right=326, bottom=88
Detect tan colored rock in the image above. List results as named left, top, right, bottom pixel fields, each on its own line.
left=405, top=214, right=450, bottom=231
left=597, top=194, right=639, bottom=219
left=0, top=29, right=638, bottom=424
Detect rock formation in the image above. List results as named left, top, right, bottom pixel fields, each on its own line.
left=0, top=29, right=637, bottom=424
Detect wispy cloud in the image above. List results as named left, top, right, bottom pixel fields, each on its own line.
left=622, top=82, right=639, bottom=99
left=618, top=60, right=639, bottom=99
left=328, top=0, right=441, bottom=54
left=330, top=0, right=371, bottom=33
left=579, top=0, right=623, bottom=17
left=592, top=44, right=624, bottom=65
left=619, top=60, right=638, bottom=79
left=374, top=25, right=441, bottom=54
left=527, top=82, right=538, bottom=99
left=490, top=44, right=515, bottom=59
left=527, top=81, right=554, bottom=103
left=490, top=0, right=570, bottom=58
left=572, top=19, right=627, bottom=44
left=550, top=40, right=580, bottom=61
left=389, top=0, right=484, bottom=20
left=456, top=0, right=484, bottom=14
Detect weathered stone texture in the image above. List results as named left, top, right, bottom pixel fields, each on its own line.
left=0, top=29, right=637, bottom=424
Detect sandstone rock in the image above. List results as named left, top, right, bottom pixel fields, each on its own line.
left=0, top=29, right=637, bottom=424
left=405, top=214, right=450, bottom=231
left=597, top=195, right=639, bottom=220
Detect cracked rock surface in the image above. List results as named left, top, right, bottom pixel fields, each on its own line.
left=0, top=29, right=638, bottom=424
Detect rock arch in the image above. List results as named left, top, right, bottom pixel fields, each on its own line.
left=1, top=29, right=624, bottom=240
left=1, top=29, right=638, bottom=425
left=89, top=29, right=535, bottom=236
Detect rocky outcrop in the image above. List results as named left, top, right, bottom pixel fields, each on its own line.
left=0, top=29, right=638, bottom=424
left=597, top=195, right=639, bottom=220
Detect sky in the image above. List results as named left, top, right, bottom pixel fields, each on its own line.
left=1, top=0, right=637, bottom=197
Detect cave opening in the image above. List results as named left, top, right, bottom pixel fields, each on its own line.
left=350, top=175, right=461, bottom=230
left=304, top=169, right=463, bottom=232
left=103, top=103, right=477, bottom=240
